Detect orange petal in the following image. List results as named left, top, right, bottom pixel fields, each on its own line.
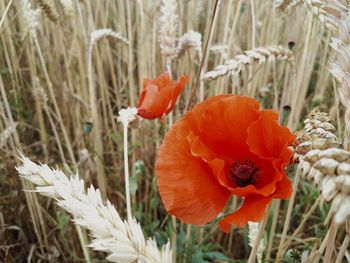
left=199, top=96, right=260, bottom=159
left=188, top=132, right=235, bottom=188
left=185, top=94, right=234, bottom=133
left=271, top=175, right=292, bottom=199
left=137, top=79, right=152, bottom=108
left=218, top=196, right=272, bottom=232
left=152, top=72, right=172, bottom=87
left=166, top=75, right=189, bottom=114
left=247, top=109, right=295, bottom=161
left=156, top=108, right=231, bottom=225
left=138, top=83, right=174, bottom=119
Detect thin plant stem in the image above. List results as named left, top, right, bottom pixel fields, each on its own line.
left=282, top=196, right=322, bottom=255
left=335, top=234, right=350, bottom=263
left=265, top=199, right=280, bottom=261
left=167, top=59, right=176, bottom=263
left=186, top=0, right=221, bottom=110
left=87, top=37, right=107, bottom=200
left=276, top=168, right=301, bottom=262
left=307, top=231, right=329, bottom=263
left=0, top=0, right=13, bottom=29
left=123, top=123, right=132, bottom=220
left=323, top=220, right=338, bottom=263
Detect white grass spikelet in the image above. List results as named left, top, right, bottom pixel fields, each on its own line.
left=248, top=221, right=265, bottom=263
left=204, top=46, right=294, bottom=80
left=59, top=0, right=75, bottom=17
left=118, top=107, right=139, bottom=126
left=20, top=0, right=41, bottom=39
left=175, top=31, right=202, bottom=60
left=90, top=29, right=129, bottom=46
left=0, top=123, right=18, bottom=148
left=16, top=156, right=172, bottom=263
left=159, top=0, right=179, bottom=58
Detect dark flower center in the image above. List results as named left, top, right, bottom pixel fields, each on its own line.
left=229, top=160, right=259, bottom=187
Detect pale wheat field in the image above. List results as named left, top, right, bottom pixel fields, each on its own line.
left=1, top=0, right=350, bottom=262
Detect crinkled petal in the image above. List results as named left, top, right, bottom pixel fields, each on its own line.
left=271, top=175, right=292, bottom=199
left=199, top=96, right=260, bottom=158
left=165, top=75, right=189, bottom=114
left=137, top=82, right=173, bottom=119
left=156, top=102, right=231, bottom=225
left=247, top=109, right=295, bottom=161
left=218, top=196, right=272, bottom=232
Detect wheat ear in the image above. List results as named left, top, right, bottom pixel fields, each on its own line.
left=329, top=8, right=350, bottom=148
left=203, top=45, right=294, bottom=80
left=294, top=111, right=350, bottom=225
left=274, top=0, right=302, bottom=12
left=174, top=31, right=202, bottom=60
left=159, top=0, right=179, bottom=70
left=302, top=0, right=336, bottom=30
left=20, top=0, right=41, bottom=39
left=0, top=123, right=18, bottom=148
left=34, top=0, right=59, bottom=23
left=17, top=156, right=172, bottom=263
left=59, top=0, right=75, bottom=17
left=275, top=0, right=337, bottom=30
left=248, top=222, right=265, bottom=263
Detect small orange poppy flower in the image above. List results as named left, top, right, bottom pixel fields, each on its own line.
left=155, top=95, right=295, bottom=232
left=137, top=72, right=189, bottom=119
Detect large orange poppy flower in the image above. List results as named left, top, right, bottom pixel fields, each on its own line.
left=155, top=95, right=295, bottom=232
left=137, top=72, right=189, bottom=119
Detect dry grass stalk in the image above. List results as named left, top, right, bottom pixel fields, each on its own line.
left=87, top=29, right=128, bottom=199
left=203, top=45, right=294, bottom=80
left=0, top=0, right=14, bottom=28
left=17, top=156, right=172, bottom=263
left=34, top=0, right=59, bottom=23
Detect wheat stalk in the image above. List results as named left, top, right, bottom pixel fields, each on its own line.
left=0, top=0, right=14, bottom=29
left=87, top=29, right=128, bottom=199
left=17, top=156, right=172, bottom=263
left=203, top=45, right=294, bottom=80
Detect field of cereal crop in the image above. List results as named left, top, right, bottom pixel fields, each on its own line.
left=1, top=0, right=350, bottom=262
